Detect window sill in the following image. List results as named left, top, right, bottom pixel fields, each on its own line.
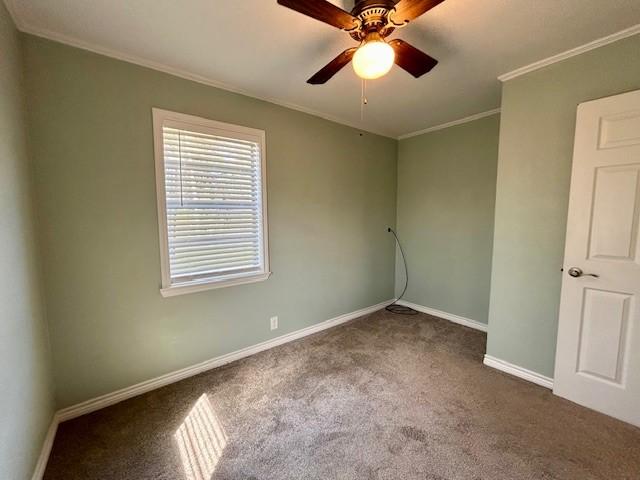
left=160, top=271, right=271, bottom=298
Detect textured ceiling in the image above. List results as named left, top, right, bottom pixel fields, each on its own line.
left=7, top=0, right=640, bottom=137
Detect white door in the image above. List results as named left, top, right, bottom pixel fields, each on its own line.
left=554, top=89, right=640, bottom=427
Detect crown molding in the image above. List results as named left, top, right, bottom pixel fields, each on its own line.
left=5, top=3, right=394, bottom=140
left=498, top=23, right=640, bottom=82
left=397, top=108, right=501, bottom=140
left=3, top=0, right=24, bottom=29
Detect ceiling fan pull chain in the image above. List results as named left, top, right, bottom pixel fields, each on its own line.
left=360, top=78, right=368, bottom=121
left=363, top=79, right=368, bottom=105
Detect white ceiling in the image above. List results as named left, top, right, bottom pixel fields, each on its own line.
left=7, top=0, right=640, bottom=137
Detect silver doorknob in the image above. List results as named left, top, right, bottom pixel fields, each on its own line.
left=568, top=267, right=599, bottom=278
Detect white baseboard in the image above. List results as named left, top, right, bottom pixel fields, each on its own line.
left=395, top=299, right=488, bottom=332
left=483, top=355, right=554, bottom=389
left=32, top=298, right=393, bottom=478
left=31, top=415, right=59, bottom=480
left=392, top=301, right=552, bottom=389
left=56, top=298, right=394, bottom=423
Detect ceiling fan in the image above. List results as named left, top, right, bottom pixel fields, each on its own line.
left=276, top=0, right=444, bottom=84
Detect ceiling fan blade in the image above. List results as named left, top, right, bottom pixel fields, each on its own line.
left=307, top=48, right=358, bottom=84
left=277, top=0, right=359, bottom=31
left=388, top=39, right=438, bottom=78
left=388, top=0, right=446, bottom=26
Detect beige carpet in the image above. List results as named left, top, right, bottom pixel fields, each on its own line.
left=44, top=309, right=639, bottom=479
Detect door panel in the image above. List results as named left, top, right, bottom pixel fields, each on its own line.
left=554, top=89, right=640, bottom=427
left=588, top=165, right=640, bottom=262
left=599, top=110, right=640, bottom=149
left=577, top=288, right=631, bottom=385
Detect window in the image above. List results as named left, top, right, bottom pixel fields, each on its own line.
left=153, top=109, right=269, bottom=296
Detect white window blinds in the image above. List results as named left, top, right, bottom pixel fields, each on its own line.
left=153, top=110, right=268, bottom=295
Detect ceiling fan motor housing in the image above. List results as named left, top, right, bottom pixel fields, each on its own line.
left=350, top=0, right=397, bottom=40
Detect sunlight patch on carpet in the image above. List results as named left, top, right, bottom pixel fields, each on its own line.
left=175, top=394, right=228, bottom=480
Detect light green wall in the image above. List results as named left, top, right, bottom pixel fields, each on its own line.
left=16, top=16, right=639, bottom=423
left=396, top=115, right=499, bottom=323
left=23, top=36, right=398, bottom=408
left=0, top=6, right=55, bottom=480
left=487, top=34, right=640, bottom=378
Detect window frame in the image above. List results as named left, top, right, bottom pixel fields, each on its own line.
left=152, top=108, right=270, bottom=297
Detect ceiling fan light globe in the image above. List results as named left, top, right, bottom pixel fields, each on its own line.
left=352, top=40, right=395, bottom=80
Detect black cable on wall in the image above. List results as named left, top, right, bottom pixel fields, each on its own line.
left=386, top=227, right=418, bottom=315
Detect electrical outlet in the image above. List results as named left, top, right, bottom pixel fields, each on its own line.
left=270, top=316, right=278, bottom=331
